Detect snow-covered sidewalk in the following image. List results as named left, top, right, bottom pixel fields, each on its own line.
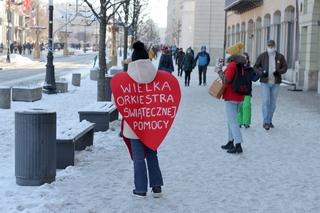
left=1, top=66, right=320, bottom=213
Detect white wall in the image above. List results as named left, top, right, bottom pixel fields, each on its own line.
left=180, top=0, right=195, bottom=50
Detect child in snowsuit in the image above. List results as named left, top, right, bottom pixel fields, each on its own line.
left=237, top=53, right=260, bottom=128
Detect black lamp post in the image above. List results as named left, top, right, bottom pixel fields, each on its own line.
left=6, top=29, right=10, bottom=63
left=43, top=0, right=56, bottom=94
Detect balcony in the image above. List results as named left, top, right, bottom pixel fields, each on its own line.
left=225, top=0, right=263, bottom=13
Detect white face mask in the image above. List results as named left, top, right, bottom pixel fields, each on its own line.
left=267, top=47, right=275, bottom=53
left=225, top=53, right=231, bottom=60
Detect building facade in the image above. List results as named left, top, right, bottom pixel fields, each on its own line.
left=225, top=0, right=320, bottom=93
left=166, top=0, right=225, bottom=64
left=299, top=0, right=320, bottom=93
left=0, top=0, right=28, bottom=52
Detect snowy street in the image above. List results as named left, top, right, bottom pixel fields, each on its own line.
left=1, top=63, right=320, bottom=213
left=0, top=52, right=96, bottom=86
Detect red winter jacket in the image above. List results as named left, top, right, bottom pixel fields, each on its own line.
left=223, top=61, right=244, bottom=102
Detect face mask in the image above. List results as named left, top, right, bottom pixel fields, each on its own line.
left=225, top=53, right=231, bottom=60
left=267, top=47, right=275, bottom=53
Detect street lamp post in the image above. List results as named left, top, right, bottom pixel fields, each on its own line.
left=6, top=1, right=11, bottom=63
left=6, top=28, right=10, bottom=63
left=43, top=0, right=56, bottom=94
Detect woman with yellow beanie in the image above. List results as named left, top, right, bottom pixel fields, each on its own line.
left=221, top=42, right=246, bottom=154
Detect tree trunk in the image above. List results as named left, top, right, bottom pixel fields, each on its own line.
left=97, top=9, right=107, bottom=101
left=123, top=27, right=129, bottom=61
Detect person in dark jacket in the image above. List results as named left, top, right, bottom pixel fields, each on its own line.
left=194, top=46, right=211, bottom=86
left=158, top=48, right=174, bottom=73
left=175, top=48, right=185, bottom=77
left=182, top=47, right=195, bottom=87
left=254, top=40, right=287, bottom=130
left=237, top=52, right=260, bottom=128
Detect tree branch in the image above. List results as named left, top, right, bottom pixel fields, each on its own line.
left=83, top=0, right=100, bottom=19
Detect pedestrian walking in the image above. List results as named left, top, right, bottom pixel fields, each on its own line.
left=182, top=47, right=195, bottom=87
left=175, top=48, right=185, bottom=77
left=18, top=43, right=22, bottom=55
left=194, top=46, right=211, bottom=86
left=254, top=40, right=287, bottom=130
left=221, top=42, right=246, bottom=154
left=237, top=52, right=260, bottom=128
left=0, top=43, right=3, bottom=54
left=10, top=43, right=14, bottom=54
left=121, top=40, right=164, bottom=198
left=153, top=46, right=158, bottom=59
left=148, top=46, right=155, bottom=61
left=158, top=48, right=174, bottom=73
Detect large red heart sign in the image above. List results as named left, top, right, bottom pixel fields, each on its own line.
left=111, top=71, right=181, bottom=151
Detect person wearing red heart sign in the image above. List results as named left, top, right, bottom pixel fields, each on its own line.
left=111, top=41, right=181, bottom=198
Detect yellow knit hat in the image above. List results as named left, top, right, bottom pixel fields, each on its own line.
left=227, top=42, right=244, bottom=55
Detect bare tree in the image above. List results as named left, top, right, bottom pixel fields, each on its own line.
left=137, top=19, right=160, bottom=46
left=117, top=0, right=147, bottom=62
left=83, top=0, right=124, bottom=101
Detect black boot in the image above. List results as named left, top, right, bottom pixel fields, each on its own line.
left=132, top=190, right=147, bottom=197
left=221, top=140, right=234, bottom=150
left=151, top=186, right=162, bottom=198
left=263, top=123, right=270, bottom=130
left=227, top=143, right=243, bottom=154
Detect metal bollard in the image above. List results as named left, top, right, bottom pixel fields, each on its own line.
left=15, top=109, right=56, bottom=186
left=0, top=86, right=11, bottom=109
left=106, top=74, right=112, bottom=101
left=72, top=73, right=81, bottom=87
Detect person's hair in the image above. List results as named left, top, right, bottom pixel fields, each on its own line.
left=243, top=52, right=251, bottom=66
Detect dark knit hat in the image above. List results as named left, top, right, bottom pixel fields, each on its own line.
left=132, top=41, right=149, bottom=61
left=267, top=40, right=276, bottom=47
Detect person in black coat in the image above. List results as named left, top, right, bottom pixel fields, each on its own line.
left=175, top=48, right=185, bottom=77
left=182, top=47, right=195, bottom=87
left=158, top=48, right=174, bottom=73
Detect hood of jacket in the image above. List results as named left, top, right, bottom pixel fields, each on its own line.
left=227, top=54, right=247, bottom=65
left=127, top=59, right=157, bottom=84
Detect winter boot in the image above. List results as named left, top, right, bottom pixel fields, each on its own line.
left=221, top=140, right=234, bottom=150
left=263, top=123, right=270, bottom=131
left=227, top=143, right=243, bottom=154
left=151, top=186, right=162, bottom=198
left=132, top=190, right=147, bottom=198
left=269, top=123, right=274, bottom=128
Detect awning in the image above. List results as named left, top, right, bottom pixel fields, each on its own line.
left=225, top=0, right=263, bottom=13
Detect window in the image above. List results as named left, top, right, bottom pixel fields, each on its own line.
left=7, top=10, right=12, bottom=23
left=287, top=22, right=294, bottom=68
left=285, top=6, right=295, bottom=68
left=276, top=24, right=281, bottom=52
left=303, top=0, right=308, bottom=13
left=273, top=11, right=281, bottom=52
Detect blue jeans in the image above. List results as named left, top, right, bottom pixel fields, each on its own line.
left=225, top=101, right=243, bottom=144
left=130, top=139, right=163, bottom=193
left=261, top=83, right=280, bottom=124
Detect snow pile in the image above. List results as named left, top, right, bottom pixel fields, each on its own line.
left=0, top=54, right=36, bottom=65
left=79, top=101, right=115, bottom=112
left=57, top=120, right=94, bottom=140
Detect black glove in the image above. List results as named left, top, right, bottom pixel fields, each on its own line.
left=262, top=70, right=268, bottom=77
left=273, top=71, right=279, bottom=76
